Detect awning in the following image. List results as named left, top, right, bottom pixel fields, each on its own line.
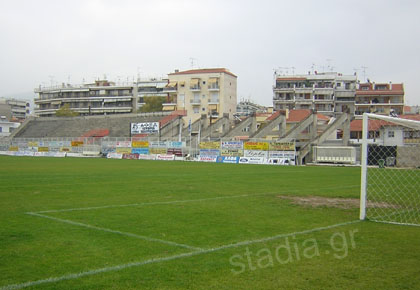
left=208, top=104, right=218, bottom=110
left=166, top=82, right=177, bottom=88
left=190, top=79, right=199, bottom=86
left=163, top=105, right=176, bottom=111
left=179, top=81, right=185, bottom=86
left=208, top=78, right=219, bottom=84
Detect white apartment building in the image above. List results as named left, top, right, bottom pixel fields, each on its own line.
left=164, top=68, right=237, bottom=124
left=34, top=79, right=168, bottom=117
left=273, top=72, right=357, bottom=116
left=0, top=98, right=30, bottom=120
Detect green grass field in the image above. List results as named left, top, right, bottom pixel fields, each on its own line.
left=1, top=156, right=419, bottom=289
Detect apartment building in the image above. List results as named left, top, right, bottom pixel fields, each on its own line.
left=355, top=82, right=404, bottom=116
left=235, top=100, right=268, bottom=117
left=164, top=68, right=237, bottom=124
left=273, top=72, right=357, bottom=116
left=0, top=98, right=30, bottom=120
left=34, top=79, right=168, bottom=117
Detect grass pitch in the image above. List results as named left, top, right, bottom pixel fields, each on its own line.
left=1, top=156, right=419, bottom=289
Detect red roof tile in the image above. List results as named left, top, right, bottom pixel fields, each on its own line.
left=285, top=109, right=329, bottom=123
left=350, top=119, right=387, bottom=132
left=168, top=68, right=237, bottom=78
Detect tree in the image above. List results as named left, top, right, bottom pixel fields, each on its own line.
left=56, top=104, right=80, bottom=117
left=138, top=96, right=166, bottom=113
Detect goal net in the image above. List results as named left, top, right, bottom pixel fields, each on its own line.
left=360, top=113, right=420, bottom=226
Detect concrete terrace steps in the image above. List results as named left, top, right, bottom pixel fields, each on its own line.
left=13, top=112, right=174, bottom=138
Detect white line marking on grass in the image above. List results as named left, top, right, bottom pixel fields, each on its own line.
left=34, top=185, right=360, bottom=214
left=26, top=212, right=202, bottom=251
left=0, top=220, right=360, bottom=290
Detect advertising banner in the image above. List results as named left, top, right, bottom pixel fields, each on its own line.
left=244, top=142, right=269, bottom=151
left=149, top=141, right=167, bottom=148
left=116, top=141, right=132, bottom=148
left=220, top=149, right=244, bottom=157
left=216, top=156, right=240, bottom=164
left=156, top=154, right=175, bottom=161
left=131, top=141, right=149, bottom=148
left=244, top=150, right=268, bottom=158
left=269, top=142, right=296, bottom=151
left=269, top=151, right=296, bottom=159
left=71, top=141, right=84, bottom=147
left=267, top=158, right=295, bottom=165
left=149, top=148, right=167, bottom=155
left=28, top=141, right=38, bottom=147
left=239, top=157, right=265, bottom=164
left=199, top=149, right=220, bottom=156
left=116, top=147, right=131, bottom=154
left=38, top=147, right=49, bottom=152
left=107, top=153, right=123, bottom=159
left=167, top=141, right=184, bottom=148
left=60, top=147, right=72, bottom=152
left=131, top=148, right=149, bottom=155
left=167, top=148, right=183, bottom=156
left=131, top=122, right=159, bottom=134
left=122, top=153, right=139, bottom=160
left=66, top=153, right=83, bottom=158
left=221, top=141, right=243, bottom=149
left=139, top=154, right=156, bottom=160
left=199, top=156, right=217, bottom=162
left=8, top=146, right=18, bottom=151
left=199, top=141, right=220, bottom=149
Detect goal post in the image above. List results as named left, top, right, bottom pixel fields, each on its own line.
left=360, top=113, right=420, bottom=226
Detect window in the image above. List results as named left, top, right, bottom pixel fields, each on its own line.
left=361, top=86, right=369, bottom=91
left=388, top=131, right=395, bottom=138
left=193, top=107, right=199, bottom=114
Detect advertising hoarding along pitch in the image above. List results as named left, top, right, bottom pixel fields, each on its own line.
left=132, top=141, right=149, bottom=148
left=268, top=141, right=296, bottom=151
left=244, top=142, right=269, bottom=151
left=220, top=149, right=244, bottom=157
left=199, top=141, right=220, bottom=149
left=131, top=148, right=149, bottom=155
left=199, top=149, right=220, bottom=156
left=131, top=122, right=159, bottom=134
left=221, top=141, right=243, bottom=149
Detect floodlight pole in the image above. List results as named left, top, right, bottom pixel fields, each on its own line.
left=360, top=113, right=369, bottom=220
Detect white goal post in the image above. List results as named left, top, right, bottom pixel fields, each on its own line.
left=360, top=113, right=420, bottom=226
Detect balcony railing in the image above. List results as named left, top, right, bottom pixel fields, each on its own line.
left=208, top=85, right=220, bottom=91
left=208, top=99, right=219, bottom=104
left=190, top=99, right=201, bottom=105
left=190, top=86, right=201, bottom=91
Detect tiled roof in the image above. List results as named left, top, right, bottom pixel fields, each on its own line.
left=350, top=115, right=420, bottom=132
left=286, top=109, right=330, bottom=122
left=168, top=68, right=237, bottom=78
left=350, top=119, right=386, bottom=132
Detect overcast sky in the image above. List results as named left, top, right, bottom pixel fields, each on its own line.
left=1, top=0, right=419, bottom=106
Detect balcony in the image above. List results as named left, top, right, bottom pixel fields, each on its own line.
left=208, top=98, right=219, bottom=104
left=208, top=85, right=220, bottom=91
left=190, top=99, right=201, bottom=105
left=190, top=85, right=201, bottom=92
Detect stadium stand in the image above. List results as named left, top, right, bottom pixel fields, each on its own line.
left=11, top=112, right=179, bottom=138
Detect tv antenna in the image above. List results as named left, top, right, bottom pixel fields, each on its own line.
left=361, top=66, right=368, bottom=82
left=190, top=57, right=197, bottom=69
